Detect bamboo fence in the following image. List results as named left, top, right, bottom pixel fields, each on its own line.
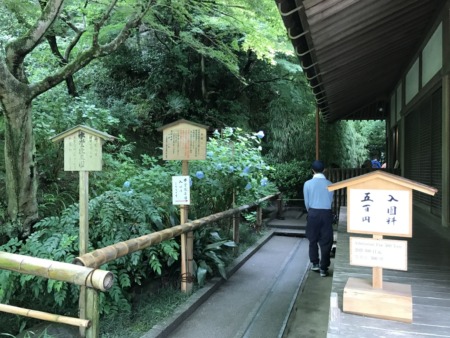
left=0, top=251, right=114, bottom=291
left=0, top=303, right=90, bottom=328
left=74, top=193, right=280, bottom=268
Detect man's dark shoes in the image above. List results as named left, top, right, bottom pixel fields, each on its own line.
left=311, top=263, right=320, bottom=272
left=320, top=269, right=328, bottom=277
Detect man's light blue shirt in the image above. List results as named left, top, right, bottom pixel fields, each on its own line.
left=303, top=173, right=333, bottom=211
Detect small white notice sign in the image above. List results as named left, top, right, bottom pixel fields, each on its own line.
left=350, top=237, right=407, bottom=271
left=172, top=176, right=190, bottom=205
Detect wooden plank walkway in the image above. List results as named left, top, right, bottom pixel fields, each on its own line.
left=328, top=207, right=450, bottom=337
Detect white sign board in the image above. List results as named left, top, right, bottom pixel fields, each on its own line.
left=350, top=237, right=408, bottom=271
left=348, top=189, right=411, bottom=236
left=172, top=176, right=190, bottom=205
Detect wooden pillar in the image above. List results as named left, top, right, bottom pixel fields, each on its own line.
left=233, top=212, right=240, bottom=255
left=372, top=234, right=383, bottom=289
left=442, top=6, right=450, bottom=227
left=315, top=106, right=320, bottom=160
left=79, top=171, right=89, bottom=337
left=443, top=75, right=450, bottom=228
left=441, top=3, right=450, bottom=227
left=256, top=206, right=263, bottom=229
left=181, top=160, right=193, bottom=293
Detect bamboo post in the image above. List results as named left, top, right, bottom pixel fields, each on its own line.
left=180, top=160, right=193, bottom=293
left=233, top=211, right=240, bottom=255
left=372, top=234, right=383, bottom=289
left=256, top=205, right=263, bottom=229
left=85, top=288, right=100, bottom=338
left=276, top=195, right=283, bottom=219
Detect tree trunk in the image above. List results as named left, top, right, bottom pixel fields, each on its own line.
left=2, top=94, right=38, bottom=236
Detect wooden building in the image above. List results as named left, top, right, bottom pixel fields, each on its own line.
left=275, top=0, right=450, bottom=229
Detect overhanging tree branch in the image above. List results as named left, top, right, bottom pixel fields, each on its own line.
left=29, top=0, right=155, bottom=99
left=5, top=0, right=64, bottom=79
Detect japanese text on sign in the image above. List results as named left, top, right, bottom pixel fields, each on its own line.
left=172, top=176, right=190, bottom=205
left=163, top=128, right=206, bottom=160
left=64, top=132, right=102, bottom=171
left=349, top=189, right=410, bottom=236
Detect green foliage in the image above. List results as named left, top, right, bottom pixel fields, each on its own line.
left=0, top=190, right=179, bottom=317
left=99, top=284, right=190, bottom=338
left=193, top=227, right=236, bottom=286
left=268, top=160, right=311, bottom=199
left=354, top=120, right=386, bottom=162
left=188, top=127, right=278, bottom=218
left=266, top=71, right=317, bottom=162
left=33, top=86, right=121, bottom=216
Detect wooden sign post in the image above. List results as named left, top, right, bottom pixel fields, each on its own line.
left=158, top=119, right=207, bottom=293
left=328, top=171, right=437, bottom=323
left=52, top=125, right=114, bottom=337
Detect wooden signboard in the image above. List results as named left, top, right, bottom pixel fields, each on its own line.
left=51, top=125, right=114, bottom=171
left=158, top=119, right=209, bottom=294
left=348, top=188, right=411, bottom=237
left=328, top=170, right=437, bottom=323
left=52, top=125, right=114, bottom=337
left=158, top=119, right=207, bottom=161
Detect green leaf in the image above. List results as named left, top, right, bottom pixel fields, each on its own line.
left=196, top=266, right=208, bottom=286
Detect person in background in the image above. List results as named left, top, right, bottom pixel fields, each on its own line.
left=371, top=155, right=381, bottom=168
left=303, top=160, right=334, bottom=277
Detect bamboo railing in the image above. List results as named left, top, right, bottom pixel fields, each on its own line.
left=0, top=252, right=114, bottom=330
left=0, top=252, right=113, bottom=291
left=74, top=193, right=281, bottom=268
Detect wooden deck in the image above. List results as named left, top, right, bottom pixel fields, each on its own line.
left=328, top=207, right=450, bottom=337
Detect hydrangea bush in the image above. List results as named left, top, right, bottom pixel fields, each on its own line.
left=188, top=127, right=277, bottom=218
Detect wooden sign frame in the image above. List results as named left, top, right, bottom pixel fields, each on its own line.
left=158, top=119, right=208, bottom=161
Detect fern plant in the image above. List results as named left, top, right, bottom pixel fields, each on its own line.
left=0, top=190, right=179, bottom=316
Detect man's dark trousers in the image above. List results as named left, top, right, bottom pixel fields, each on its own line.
left=306, top=208, right=333, bottom=271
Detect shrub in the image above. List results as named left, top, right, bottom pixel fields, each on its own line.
left=268, top=160, right=310, bottom=199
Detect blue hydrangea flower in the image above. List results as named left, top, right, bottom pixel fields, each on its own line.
left=229, top=165, right=235, bottom=172
left=216, top=163, right=223, bottom=170
left=256, top=130, right=265, bottom=139
left=195, top=171, right=205, bottom=179
left=207, top=151, right=214, bottom=157
left=245, top=182, right=252, bottom=190
left=260, top=177, right=268, bottom=187
left=243, top=166, right=250, bottom=174
left=123, top=181, right=131, bottom=188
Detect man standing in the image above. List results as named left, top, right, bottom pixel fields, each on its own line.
left=303, top=160, right=334, bottom=277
